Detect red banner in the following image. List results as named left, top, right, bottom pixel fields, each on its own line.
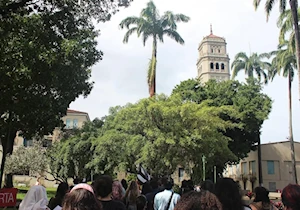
left=0, top=188, right=18, bottom=207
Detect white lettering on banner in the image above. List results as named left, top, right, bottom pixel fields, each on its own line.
left=0, top=192, right=15, bottom=203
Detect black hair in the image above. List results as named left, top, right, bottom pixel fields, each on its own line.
left=136, top=195, right=147, bottom=210
left=253, top=187, right=270, bottom=204
left=201, top=180, right=215, bottom=193
left=215, top=178, right=243, bottom=210
left=121, top=179, right=128, bottom=190
left=92, top=175, right=113, bottom=198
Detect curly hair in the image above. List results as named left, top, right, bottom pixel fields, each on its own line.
left=174, top=190, right=222, bottom=210
left=215, top=178, right=243, bottom=210
left=282, top=184, right=300, bottom=210
left=62, top=188, right=102, bottom=210
left=112, top=181, right=124, bottom=200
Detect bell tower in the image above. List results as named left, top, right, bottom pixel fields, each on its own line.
left=197, top=25, right=230, bottom=83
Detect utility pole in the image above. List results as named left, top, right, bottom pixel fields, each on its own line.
left=202, top=155, right=206, bottom=181
left=214, top=166, right=217, bottom=183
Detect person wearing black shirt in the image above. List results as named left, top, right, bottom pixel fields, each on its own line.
left=93, top=175, right=126, bottom=210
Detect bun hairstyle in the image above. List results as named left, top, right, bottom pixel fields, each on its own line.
left=253, top=186, right=270, bottom=204
left=282, top=184, right=300, bottom=210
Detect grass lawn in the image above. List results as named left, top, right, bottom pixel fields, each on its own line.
left=16, top=187, right=56, bottom=200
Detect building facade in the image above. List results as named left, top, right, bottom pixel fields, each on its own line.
left=223, top=141, right=300, bottom=192
left=5, top=109, right=90, bottom=187
left=197, top=26, right=230, bottom=83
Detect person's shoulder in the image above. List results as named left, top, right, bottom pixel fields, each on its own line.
left=112, top=200, right=126, bottom=208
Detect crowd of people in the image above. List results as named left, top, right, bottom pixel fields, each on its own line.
left=18, top=176, right=300, bottom=210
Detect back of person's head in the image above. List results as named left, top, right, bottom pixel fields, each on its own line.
left=92, top=175, right=113, bottom=198
left=19, top=185, right=48, bottom=210
left=282, top=184, right=300, bottom=210
left=163, top=177, right=174, bottom=190
left=215, top=178, right=243, bottom=210
left=121, top=179, right=128, bottom=190
left=174, top=190, right=222, bottom=210
left=136, top=195, right=147, bottom=210
left=149, top=179, right=159, bottom=190
left=201, top=180, right=215, bottom=193
left=62, top=186, right=102, bottom=210
left=253, top=187, right=270, bottom=204
left=56, top=182, right=69, bottom=198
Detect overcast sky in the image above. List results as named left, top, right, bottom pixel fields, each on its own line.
left=70, top=0, right=299, bottom=144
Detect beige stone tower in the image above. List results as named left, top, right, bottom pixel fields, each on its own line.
left=197, top=26, right=230, bottom=83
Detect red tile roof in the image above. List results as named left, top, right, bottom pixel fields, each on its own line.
left=67, top=109, right=88, bottom=115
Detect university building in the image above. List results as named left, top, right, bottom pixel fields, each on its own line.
left=223, top=141, right=300, bottom=191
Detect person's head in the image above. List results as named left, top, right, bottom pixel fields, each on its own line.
left=282, top=184, right=300, bottom=210
left=253, top=187, right=270, bottom=204
left=112, top=180, right=124, bottom=200
left=121, top=179, right=128, bottom=190
left=63, top=184, right=102, bottom=210
left=201, top=180, right=215, bottom=193
left=19, top=185, right=48, bottom=210
left=174, top=190, right=223, bottom=210
left=149, top=179, right=159, bottom=190
left=215, top=178, right=243, bottom=210
left=56, top=182, right=69, bottom=198
left=136, top=195, right=147, bottom=210
left=125, top=181, right=140, bottom=202
left=92, top=175, right=113, bottom=199
left=163, top=177, right=174, bottom=190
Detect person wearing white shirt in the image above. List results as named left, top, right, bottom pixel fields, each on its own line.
left=154, top=179, right=180, bottom=210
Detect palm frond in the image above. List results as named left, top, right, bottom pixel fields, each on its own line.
left=163, top=29, right=184, bottom=44
left=119, top=16, right=141, bottom=29
left=123, top=27, right=138, bottom=43
left=141, top=0, right=159, bottom=22
left=265, top=0, right=277, bottom=21
left=142, top=32, right=151, bottom=46
left=231, top=61, right=245, bottom=79
left=253, top=0, right=262, bottom=10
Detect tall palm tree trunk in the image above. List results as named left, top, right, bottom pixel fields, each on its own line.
left=288, top=70, right=298, bottom=184
left=289, top=0, right=299, bottom=184
left=149, top=37, right=157, bottom=97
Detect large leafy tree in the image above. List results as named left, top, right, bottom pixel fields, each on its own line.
left=0, top=0, right=131, bottom=187
left=47, top=119, right=104, bottom=182
left=231, top=52, right=271, bottom=84
left=253, top=0, right=300, bottom=109
left=90, top=95, right=238, bottom=181
left=268, top=41, right=298, bottom=184
left=172, top=79, right=272, bottom=184
left=119, top=1, right=190, bottom=97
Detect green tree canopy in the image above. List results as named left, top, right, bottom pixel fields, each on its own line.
left=89, top=95, right=239, bottom=179
left=172, top=79, right=272, bottom=161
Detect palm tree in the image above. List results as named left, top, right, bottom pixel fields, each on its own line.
left=119, top=1, right=190, bottom=97
left=268, top=41, right=298, bottom=184
left=231, top=52, right=271, bottom=84
left=253, top=0, right=300, bottom=114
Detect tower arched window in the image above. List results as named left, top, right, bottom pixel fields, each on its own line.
left=210, top=62, right=214, bottom=70
left=221, top=63, right=225, bottom=70
left=216, top=63, right=219, bottom=70
left=218, top=49, right=220, bottom=53
left=211, top=48, right=213, bottom=53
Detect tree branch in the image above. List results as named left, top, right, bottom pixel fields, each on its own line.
left=0, top=0, right=33, bottom=17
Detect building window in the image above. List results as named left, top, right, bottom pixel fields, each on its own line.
left=267, top=161, right=275, bottom=174
left=73, top=119, right=78, bottom=128
left=178, top=168, right=184, bottom=182
left=210, top=63, right=214, bottom=70
left=250, top=161, right=256, bottom=174
left=216, top=63, right=220, bottom=70
left=242, top=162, right=247, bottom=174
left=218, top=49, right=220, bottom=53
left=221, top=63, right=225, bottom=70
left=269, top=182, right=276, bottom=192
left=211, top=48, right=213, bottom=53
left=66, top=119, right=71, bottom=129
